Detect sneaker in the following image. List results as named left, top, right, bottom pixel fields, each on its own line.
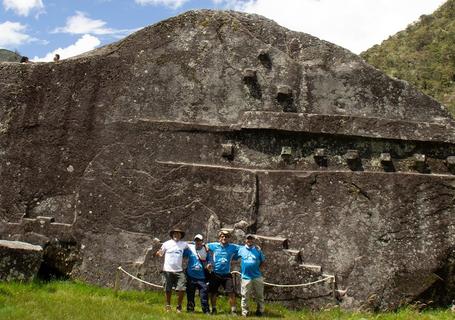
left=176, top=305, right=182, bottom=313
left=202, top=308, right=210, bottom=314
left=255, top=310, right=263, bottom=317
left=165, top=305, right=171, bottom=312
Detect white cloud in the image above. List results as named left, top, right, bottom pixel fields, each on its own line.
left=54, top=11, right=117, bottom=35
left=0, top=21, right=34, bottom=47
left=220, top=0, right=446, bottom=54
left=135, top=0, right=188, bottom=9
left=53, top=11, right=138, bottom=37
left=212, top=0, right=249, bottom=7
left=32, top=34, right=101, bottom=62
left=3, top=0, right=44, bottom=16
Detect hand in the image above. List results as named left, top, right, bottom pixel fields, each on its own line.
left=206, top=263, right=213, bottom=272
left=259, top=263, right=265, bottom=273
left=155, top=249, right=164, bottom=257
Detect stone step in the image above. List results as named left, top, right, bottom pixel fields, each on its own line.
left=36, top=216, right=55, bottom=223
left=23, top=216, right=56, bottom=224
left=300, top=263, right=322, bottom=274
left=254, top=234, right=289, bottom=250
left=0, top=240, right=43, bottom=282
left=283, top=249, right=300, bottom=255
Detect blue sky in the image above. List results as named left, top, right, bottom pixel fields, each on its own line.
left=0, top=0, right=447, bottom=61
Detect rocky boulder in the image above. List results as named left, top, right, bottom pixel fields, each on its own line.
left=0, top=240, right=43, bottom=281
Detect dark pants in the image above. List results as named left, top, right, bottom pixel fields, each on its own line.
left=186, top=275, right=209, bottom=313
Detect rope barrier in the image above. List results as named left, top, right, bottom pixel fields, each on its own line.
left=115, top=266, right=334, bottom=291
left=117, top=266, right=164, bottom=289
left=230, top=271, right=335, bottom=288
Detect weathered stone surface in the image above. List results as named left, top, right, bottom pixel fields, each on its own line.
left=0, top=240, right=43, bottom=281
left=257, top=171, right=455, bottom=309
left=1, top=10, right=455, bottom=310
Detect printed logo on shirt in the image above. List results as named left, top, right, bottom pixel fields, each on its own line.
left=244, top=253, right=257, bottom=263
left=168, top=249, right=184, bottom=256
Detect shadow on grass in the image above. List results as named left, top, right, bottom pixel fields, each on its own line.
left=261, top=310, right=286, bottom=318
left=0, top=288, right=13, bottom=297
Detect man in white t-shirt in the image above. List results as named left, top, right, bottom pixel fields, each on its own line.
left=156, top=228, right=189, bottom=312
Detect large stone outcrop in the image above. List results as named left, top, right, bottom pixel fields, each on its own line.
left=1, top=10, right=455, bottom=310
left=0, top=240, right=43, bottom=281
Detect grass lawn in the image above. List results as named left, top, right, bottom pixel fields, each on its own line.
left=0, top=281, right=454, bottom=319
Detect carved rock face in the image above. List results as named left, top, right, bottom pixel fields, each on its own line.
left=1, top=10, right=455, bottom=310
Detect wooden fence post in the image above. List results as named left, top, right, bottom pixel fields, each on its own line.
left=114, top=267, right=121, bottom=295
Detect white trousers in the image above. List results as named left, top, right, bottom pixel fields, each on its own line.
left=240, top=277, right=265, bottom=316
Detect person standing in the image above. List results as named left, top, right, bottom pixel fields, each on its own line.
left=156, top=228, right=189, bottom=313
left=237, top=234, right=265, bottom=317
left=183, top=234, right=210, bottom=314
left=206, top=230, right=239, bottom=315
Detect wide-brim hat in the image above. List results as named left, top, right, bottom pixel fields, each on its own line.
left=218, top=229, right=231, bottom=237
left=169, top=228, right=185, bottom=238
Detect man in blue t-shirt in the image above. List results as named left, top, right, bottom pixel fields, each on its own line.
left=237, top=234, right=265, bottom=317
left=183, top=234, right=210, bottom=314
left=206, top=230, right=239, bottom=315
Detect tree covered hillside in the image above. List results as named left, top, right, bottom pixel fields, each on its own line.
left=0, top=49, right=21, bottom=62
left=361, top=0, right=455, bottom=116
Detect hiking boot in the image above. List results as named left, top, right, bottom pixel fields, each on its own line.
left=176, top=305, right=182, bottom=313
left=187, top=302, right=195, bottom=312
left=165, top=305, right=171, bottom=312
left=211, top=308, right=217, bottom=315
left=255, top=310, right=263, bottom=317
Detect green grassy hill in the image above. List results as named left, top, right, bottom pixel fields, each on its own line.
left=0, top=49, right=21, bottom=62
left=361, top=0, right=455, bottom=116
